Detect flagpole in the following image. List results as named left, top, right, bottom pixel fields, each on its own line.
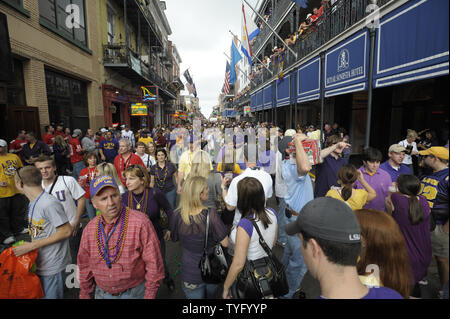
left=224, top=52, right=256, bottom=86
left=242, top=0, right=298, bottom=59
left=229, top=30, right=273, bottom=75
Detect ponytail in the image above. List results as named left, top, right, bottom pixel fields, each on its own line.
left=337, top=164, right=359, bottom=201
left=397, top=174, right=424, bottom=225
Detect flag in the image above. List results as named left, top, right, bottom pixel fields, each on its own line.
left=230, top=39, right=242, bottom=85
left=291, top=0, right=308, bottom=8
left=241, top=3, right=253, bottom=66
left=183, top=69, right=197, bottom=97
left=223, top=61, right=231, bottom=95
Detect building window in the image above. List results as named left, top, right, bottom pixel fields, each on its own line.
left=7, top=59, right=27, bottom=106
left=107, top=5, right=115, bottom=44
left=0, top=0, right=31, bottom=17
left=45, top=69, right=89, bottom=132
left=38, top=0, right=88, bottom=47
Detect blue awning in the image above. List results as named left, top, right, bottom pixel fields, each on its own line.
left=263, top=83, right=274, bottom=110
left=324, top=29, right=369, bottom=98
left=297, top=57, right=321, bottom=103
left=374, top=0, right=449, bottom=88
left=276, top=74, right=291, bottom=107
left=250, top=94, right=257, bottom=112
left=256, top=90, right=263, bottom=111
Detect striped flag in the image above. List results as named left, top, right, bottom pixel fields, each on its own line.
left=223, top=61, right=231, bottom=95
left=183, top=69, right=197, bottom=97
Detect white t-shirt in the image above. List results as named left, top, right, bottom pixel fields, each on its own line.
left=275, top=151, right=287, bottom=198
left=136, top=153, right=156, bottom=169
left=121, top=130, right=136, bottom=148
left=230, top=208, right=278, bottom=261
left=398, top=139, right=418, bottom=165
left=225, top=167, right=273, bottom=230
left=42, top=176, right=85, bottom=224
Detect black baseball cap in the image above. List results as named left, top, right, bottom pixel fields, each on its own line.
left=285, top=197, right=361, bottom=243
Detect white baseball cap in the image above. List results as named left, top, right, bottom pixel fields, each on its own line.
left=0, top=139, right=7, bottom=147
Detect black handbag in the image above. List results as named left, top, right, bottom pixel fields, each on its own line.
left=199, top=209, right=229, bottom=284
left=235, top=219, right=289, bottom=299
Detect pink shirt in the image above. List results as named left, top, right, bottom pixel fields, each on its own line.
left=78, top=207, right=164, bottom=299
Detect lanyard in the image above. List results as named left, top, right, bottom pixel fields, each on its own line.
left=99, top=218, right=120, bottom=269
left=28, top=191, right=45, bottom=237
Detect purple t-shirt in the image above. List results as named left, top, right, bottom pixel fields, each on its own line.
left=314, top=155, right=346, bottom=198
left=169, top=208, right=228, bottom=284
left=355, top=167, right=391, bottom=211
left=391, top=193, right=432, bottom=283
left=121, top=187, right=173, bottom=241
left=379, top=161, right=412, bottom=183
left=149, top=161, right=177, bottom=193
left=319, top=287, right=403, bottom=299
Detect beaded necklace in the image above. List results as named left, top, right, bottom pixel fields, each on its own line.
left=127, top=188, right=149, bottom=212
left=155, top=161, right=169, bottom=190
left=95, top=206, right=129, bottom=268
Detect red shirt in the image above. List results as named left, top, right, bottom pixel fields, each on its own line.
left=114, top=153, right=145, bottom=185
left=9, top=139, right=27, bottom=158
left=69, top=137, right=84, bottom=164
left=78, top=167, right=98, bottom=199
left=77, top=208, right=164, bottom=299
left=43, top=133, right=55, bottom=146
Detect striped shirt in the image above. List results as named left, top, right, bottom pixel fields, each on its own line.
left=78, top=207, right=165, bottom=299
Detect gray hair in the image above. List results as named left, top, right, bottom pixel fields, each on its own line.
left=119, top=138, right=131, bottom=147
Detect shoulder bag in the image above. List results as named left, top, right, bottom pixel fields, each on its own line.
left=235, top=218, right=289, bottom=299
left=199, top=208, right=229, bottom=284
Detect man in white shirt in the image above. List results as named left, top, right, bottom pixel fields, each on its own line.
left=221, top=144, right=273, bottom=237
left=34, top=155, right=86, bottom=258
left=121, top=124, right=136, bottom=149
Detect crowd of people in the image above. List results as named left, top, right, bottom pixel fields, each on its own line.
left=0, top=119, right=448, bottom=300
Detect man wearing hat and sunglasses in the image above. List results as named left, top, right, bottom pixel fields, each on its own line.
left=419, top=146, right=449, bottom=298
left=285, top=197, right=403, bottom=299
left=77, top=175, right=164, bottom=299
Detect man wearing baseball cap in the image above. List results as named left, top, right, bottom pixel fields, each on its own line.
left=380, top=144, right=412, bottom=183
left=285, top=197, right=403, bottom=299
left=69, top=129, right=85, bottom=182
left=418, top=146, right=449, bottom=298
left=77, top=175, right=164, bottom=299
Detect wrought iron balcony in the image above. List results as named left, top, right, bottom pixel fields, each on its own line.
left=249, top=0, right=392, bottom=92
left=103, top=44, right=177, bottom=99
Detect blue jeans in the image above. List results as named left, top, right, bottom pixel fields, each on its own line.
left=72, top=161, right=85, bottom=183
left=165, top=188, right=177, bottom=210
left=85, top=198, right=97, bottom=220
left=277, top=197, right=288, bottom=245
left=281, top=217, right=308, bottom=299
left=95, top=281, right=145, bottom=299
left=38, top=270, right=66, bottom=299
left=182, top=282, right=218, bottom=299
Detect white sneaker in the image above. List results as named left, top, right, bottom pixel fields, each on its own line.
left=419, top=280, right=428, bottom=285
left=2, top=236, right=15, bottom=245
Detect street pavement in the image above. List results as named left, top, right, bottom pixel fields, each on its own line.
left=3, top=192, right=443, bottom=300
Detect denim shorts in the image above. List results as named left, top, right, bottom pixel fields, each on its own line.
left=182, top=282, right=218, bottom=299
left=38, top=270, right=66, bottom=299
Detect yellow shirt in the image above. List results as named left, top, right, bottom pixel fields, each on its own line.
left=138, top=137, right=154, bottom=146
left=216, top=162, right=242, bottom=175
left=326, top=187, right=368, bottom=211
left=179, top=150, right=213, bottom=179
left=0, top=153, right=23, bottom=198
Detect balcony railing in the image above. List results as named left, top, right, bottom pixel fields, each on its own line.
left=103, top=44, right=177, bottom=98
left=250, top=0, right=392, bottom=91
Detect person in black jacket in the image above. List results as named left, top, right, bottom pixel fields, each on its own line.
left=21, top=131, right=52, bottom=165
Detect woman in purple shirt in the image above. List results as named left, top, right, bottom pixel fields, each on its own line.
left=386, top=174, right=432, bottom=297
left=169, top=176, right=229, bottom=299
left=121, top=165, right=175, bottom=291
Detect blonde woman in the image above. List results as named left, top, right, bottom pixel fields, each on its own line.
left=398, top=129, right=419, bottom=173
left=190, top=150, right=222, bottom=210
left=121, top=164, right=175, bottom=291
left=169, top=176, right=229, bottom=299
left=96, top=162, right=126, bottom=194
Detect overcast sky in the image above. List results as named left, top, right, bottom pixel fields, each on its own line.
left=165, top=0, right=260, bottom=119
